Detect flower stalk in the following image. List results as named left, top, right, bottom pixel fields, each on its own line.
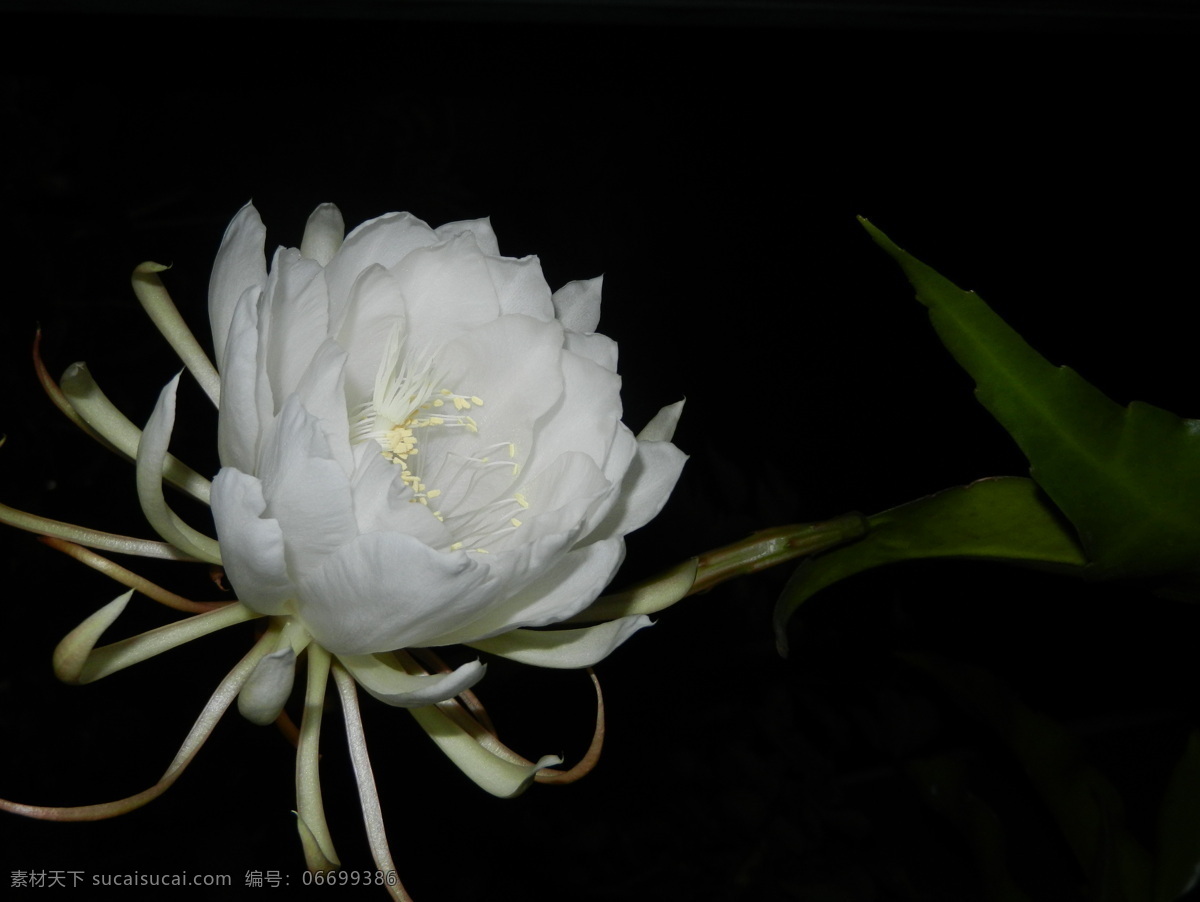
left=573, top=514, right=869, bottom=624
left=690, top=516, right=869, bottom=594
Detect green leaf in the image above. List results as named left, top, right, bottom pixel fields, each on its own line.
left=904, top=654, right=1155, bottom=902
left=861, top=218, right=1200, bottom=583
left=1153, top=730, right=1200, bottom=902
left=773, top=476, right=1086, bottom=653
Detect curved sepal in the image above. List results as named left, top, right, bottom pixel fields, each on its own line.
left=296, top=645, right=340, bottom=872
left=2, top=627, right=278, bottom=822
left=466, top=616, right=650, bottom=669
left=131, top=262, right=221, bottom=406
left=408, top=702, right=561, bottom=798
left=54, top=594, right=260, bottom=684
left=338, top=652, right=485, bottom=707
left=568, top=558, right=698, bottom=623
left=53, top=591, right=133, bottom=684
left=136, top=374, right=222, bottom=563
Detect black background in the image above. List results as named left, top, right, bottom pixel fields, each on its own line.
left=3, top=4, right=1200, bottom=900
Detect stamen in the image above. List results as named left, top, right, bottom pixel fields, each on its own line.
left=440, top=495, right=528, bottom=551
left=351, top=328, right=489, bottom=510
left=350, top=325, right=533, bottom=553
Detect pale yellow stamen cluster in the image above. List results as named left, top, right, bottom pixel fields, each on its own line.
left=376, top=391, right=480, bottom=504
left=351, top=328, right=486, bottom=508
left=353, top=328, right=533, bottom=555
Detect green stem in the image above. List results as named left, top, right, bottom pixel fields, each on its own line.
left=690, top=514, right=869, bottom=595
left=573, top=513, right=869, bottom=624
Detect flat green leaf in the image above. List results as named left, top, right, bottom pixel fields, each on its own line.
left=905, top=653, right=1155, bottom=902
left=862, top=218, right=1200, bottom=582
left=1153, top=730, right=1200, bottom=902
left=773, top=476, right=1086, bottom=653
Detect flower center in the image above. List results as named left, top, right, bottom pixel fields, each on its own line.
left=350, top=327, right=529, bottom=553
left=372, top=387, right=483, bottom=501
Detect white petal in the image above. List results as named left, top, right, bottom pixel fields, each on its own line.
left=389, top=233, right=502, bottom=350
left=423, top=536, right=625, bottom=645
left=504, top=536, right=626, bottom=624
left=296, top=531, right=496, bottom=654
left=593, top=433, right=688, bottom=539
left=552, top=275, right=603, bottom=334
left=502, top=451, right=611, bottom=550
left=334, top=265, right=405, bottom=408
left=217, top=285, right=266, bottom=472
left=338, top=653, right=485, bottom=707
left=209, top=202, right=267, bottom=368
left=428, top=315, right=566, bottom=504
left=592, top=401, right=688, bottom=539
left=324, top=211, right=439, bottom=329
left=350, top=449, right=454, bottom=545
left=513, top=343, right=622, bottom=481
left=434, top=217, right=500, bottom=256
left=237, top=647, right=296, bottom=725
left=638, top=399, right=684, bottom=443
left=564, top=330, right=618, bottom=372
left=599, top=418, right=638, bottom=489
left=575, top=417, right=636, bottom=538
left=289, top=339, right=353, bottom=476
left=486, top=254, right=554, bottom=320
left=300, top=203, right=345, bottom=266
left=211, top=467, right=294, bottom=614
left=466, top=615, right=651, bottom=668
left=257, top=396, right=358, bottom=580
left=263, top=248, right=330, bottom=412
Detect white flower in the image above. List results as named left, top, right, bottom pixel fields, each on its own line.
left=208, top=203, right=686, bottom=703
left=0, top=203, right=689, bottom=896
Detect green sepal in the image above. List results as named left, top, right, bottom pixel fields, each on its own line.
left=773, top=476, right=1086, bottom=654
left=861, top=218, right=1200, bottom=584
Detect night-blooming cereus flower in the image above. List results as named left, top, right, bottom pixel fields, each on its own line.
left=211, top=201, right=685, bottom=672
left=0, top=203, right=687, bottom=900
